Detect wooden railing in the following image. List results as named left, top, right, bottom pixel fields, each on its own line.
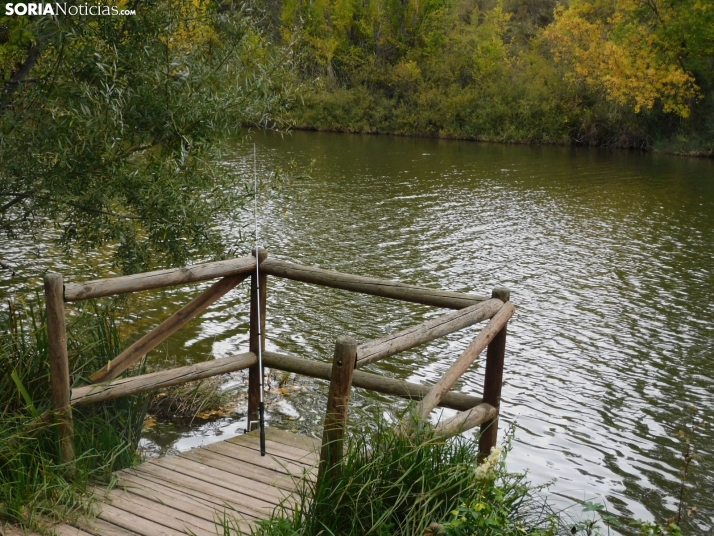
left=44, top=250, right=513, bottom=475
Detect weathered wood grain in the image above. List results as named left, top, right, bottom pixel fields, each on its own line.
left=262, top=351, right=482, bottom=411
left=115, top=472, right=258, bottom=520
left=179, top=446, right=307, bottom=491
left=64, top=256, right=255, bottom=301
left=434, top=403, right=498, bottom=438
left=261, top=258, right=488, bottom=309
left=317, top=336, right=357, bottom=491
left=227, top=435, right=317, bottom=465
left=100, top=488, right=219, bottom=535
left=89, top=274, right=249, bottom=383
left=96, top=502, right=188, bottom=536
left=74, top=518, right=142, bottom=536
left=356, top=298, right=504, bottom=367
left=71, top=352, right=257, bottom=406
left=416, top=302, right=515, bottom=420
left=15, top=431, right=320, bottom=536
left=44, top=272, right=75, bottom=468
left=479, top=288, right=511, bottom=458
left=264, top=428, right=321, bottom=452
left=129, top=462, right=280, bottom=514
left=202, top=440, right=307, bottom=476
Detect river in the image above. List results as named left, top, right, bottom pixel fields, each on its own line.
left=2, top=131, right=713, bottom=534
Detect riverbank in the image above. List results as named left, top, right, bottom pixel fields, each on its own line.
left=270, top=0, right=714, bottom=159
left=286, top=92, right=713, bottom=158
left=289, top=123, right=714, bottom=158
left=290, top=122, right=714, bottom=158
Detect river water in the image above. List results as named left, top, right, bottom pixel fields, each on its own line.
left=1, top=131, right=712, bottom=533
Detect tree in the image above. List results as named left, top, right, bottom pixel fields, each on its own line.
left=544, top=0, right=713, bottom=118
left=0, top=0, right=298, bottom=273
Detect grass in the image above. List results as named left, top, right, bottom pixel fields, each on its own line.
left=241, top=417, right=559, bottom=536
left=0, top=297, right=147, bottom=530
left=217, top=413, right=686, bottom=536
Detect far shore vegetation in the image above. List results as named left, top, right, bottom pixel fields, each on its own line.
left=273, top=0, right=713, bottom=156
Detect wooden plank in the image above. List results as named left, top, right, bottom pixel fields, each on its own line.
left=100, top=490, right=217, bottom=536
left=126, top=465, right=278, bottom=524
left=89, top=274, right=249, bottom=383
left=179, top=447, right=306, bottom=491
left=317, top=336, right=357, bottom=492
left=356, top=299, right=504, bottom=367
left=151, top=455, right=288, bottom=504
left=116, top=471, right=263, bottom=520
left=50, top=525, right=95, bottom=536
left=102, top=487, right=225, bottom=535
left=44, top=272, right=75, bottom=469
left=263, top=428, right=320, bottom=452
left=261, top=258, right=488, bottom=309
left=97, top=503, right=187, bottom=536
left=416, top=302, right=515, bottom=420
left=72, top=352, right=257, bottom=406
left=227, top=435, right=318, bottom=465
left=434, top=403, right=498, bottom=438
left=262, top=351, right=482, bottom=411
left=64, top=256, right=256, bottom=301
left=201, top=441, right=308, bottom=476
left=73, top=518, right=143, bottom=536
left=76, top=431, right=318, bottom=536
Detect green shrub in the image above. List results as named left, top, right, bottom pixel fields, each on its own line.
left=249, top=419, right=558, bottom=536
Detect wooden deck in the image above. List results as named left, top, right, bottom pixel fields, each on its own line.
left=6, top=429, right=319, bottom=536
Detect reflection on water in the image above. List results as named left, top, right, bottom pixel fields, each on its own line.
left=2, top=131, right=712, bottom=534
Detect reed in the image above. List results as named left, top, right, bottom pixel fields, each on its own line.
left=0, top=298, right=146, bottom=528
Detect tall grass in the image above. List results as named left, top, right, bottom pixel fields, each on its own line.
left=0, top=297, right=146, bottom=528
left=248, top=418, right=558, bottom=536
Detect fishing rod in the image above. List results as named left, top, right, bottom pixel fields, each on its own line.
left=253, top=144, right=267, bottom=457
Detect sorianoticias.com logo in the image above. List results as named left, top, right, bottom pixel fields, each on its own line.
left=4, top=3, right=136, bottom=16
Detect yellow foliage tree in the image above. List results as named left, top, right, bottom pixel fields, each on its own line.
left=544, top=0, right=700, bottom=117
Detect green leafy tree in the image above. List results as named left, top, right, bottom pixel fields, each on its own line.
left=0, top=0, right=298, bottom=273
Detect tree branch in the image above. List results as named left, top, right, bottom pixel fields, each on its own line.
left=1, top=191, right=141, bottom=220
left=2, top=42, right=45, bottom=106
left=0, top=193, right=30, bottom=212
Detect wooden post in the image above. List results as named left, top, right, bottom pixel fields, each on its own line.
left=44, top=272, right=75, bottom=469
left=247, top=248, right=268, bottom=431
left=478, top=287, right=510, bottom=460
left=316, top=336, right=357, bottom=494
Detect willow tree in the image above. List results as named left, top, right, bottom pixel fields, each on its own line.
left=0, top=1, right=298, bottom=273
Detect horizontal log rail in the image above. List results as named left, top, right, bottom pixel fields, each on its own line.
left=46, top=251, right=514, bottom=469
left=262, top=350, right=482, bottom=411
left=90, top=273, right=250, bottom=384
left=261, top=258, right=487, bottom=309
left=64, top=256, right=256, bottom=301
left=356, top=298, right=505, bottom=368
left=72, top=352, right=257, bottom=406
